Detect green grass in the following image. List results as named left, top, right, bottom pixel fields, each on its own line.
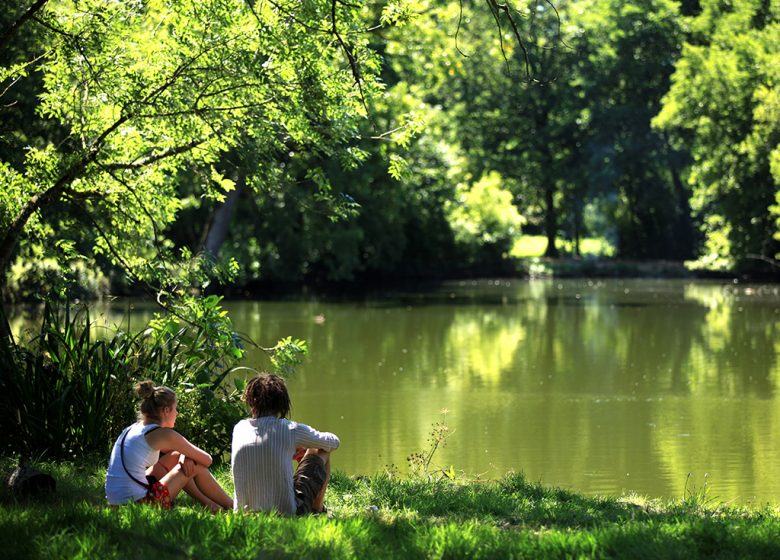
left=511, top=236, right=615, bottom=258
left=2, top=458, right=780, bottom=559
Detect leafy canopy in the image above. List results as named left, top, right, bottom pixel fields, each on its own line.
left=654, top=0, right=780, bottom=267
left=0, top=0, right=382, bottom=297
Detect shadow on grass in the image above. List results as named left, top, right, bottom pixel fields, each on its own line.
left=2, top=460, right=780, bottom=559
left=335, top=471, right=666, bottom=528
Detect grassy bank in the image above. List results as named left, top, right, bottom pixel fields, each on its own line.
left=2, top=460, right=780, bottom=559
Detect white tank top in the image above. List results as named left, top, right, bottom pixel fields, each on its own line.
left=105, top=422, right=161, bottom=505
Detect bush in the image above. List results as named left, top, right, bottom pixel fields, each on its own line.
left=0, top=303, right=136, bottom=458
left=0, top=298, right=247, bottom=460
left=5, top=250, right=108, bottom=303
left=447, top=172, right=525, bottom=267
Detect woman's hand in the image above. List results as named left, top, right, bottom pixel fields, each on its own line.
left=292, top=447, right=306, bottom=462
left=179, top=455, right=196, bottom=477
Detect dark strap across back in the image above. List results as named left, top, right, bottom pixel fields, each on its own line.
left=119, top=425, right=161, bottom=491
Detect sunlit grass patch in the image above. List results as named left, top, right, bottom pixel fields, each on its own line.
left=511, top=235, right=549, bottom=257
left=511, top=235, right=615, bottom=258
left=2, top=458, right=780, bottom=559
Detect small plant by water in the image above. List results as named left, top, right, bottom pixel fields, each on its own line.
left=407, top=409, right=455, bottom=481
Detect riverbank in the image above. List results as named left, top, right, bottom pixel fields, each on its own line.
left=6, top=254, right=778, bottom=305
left=2, top=459, right=779, bottom=559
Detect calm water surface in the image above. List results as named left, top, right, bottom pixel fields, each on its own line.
left=13, top=279, right=780, bottom=503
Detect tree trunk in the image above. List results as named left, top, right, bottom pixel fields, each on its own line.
left=669, top=164, right=694, bottom=260
left=0, top=296, right=14, bottom=346
left=565, top=190, right=583, bottom=258
left=573, top=208, right=581, bottom=258
left=204, top=172, right=245, bottom=259
left=543, top=179, right=558, bottom=258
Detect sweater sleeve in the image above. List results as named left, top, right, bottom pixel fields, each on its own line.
left=293, top=422, right=340, bottom=452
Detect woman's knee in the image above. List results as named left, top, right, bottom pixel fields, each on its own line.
left=305, top=448, right=330, bottom=464
left=154, top=451, right=182, bottom=473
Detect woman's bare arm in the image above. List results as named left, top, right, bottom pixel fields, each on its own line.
left=145, top=428, right=213, bottom=466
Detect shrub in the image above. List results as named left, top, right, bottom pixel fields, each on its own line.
left=0, top=298, right=247, bottom=460
left=447, top=172, right=525, bottom=267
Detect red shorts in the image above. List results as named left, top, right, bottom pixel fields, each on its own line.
left=138, top=480, right=172, bottom=509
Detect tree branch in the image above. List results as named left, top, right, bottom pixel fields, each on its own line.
left=30, top=14, right=75, bottom=39
left=746, top=254, right=780, bottom=269
left=264, top=0, right=332, bottom=34
left=101, top=136, right=211, bottom=171
left=69, top=197, right=149, bottom=287
left=455, top=0, right=471, bottom=58
left=104, top=169, right=166, bottom=255
left=0, top=0, right=49, bottom=53
left=0, top=52, right=48, bottom=101
left=486, top=0, right=532, bottom=79
left=136, top=100, right=273, bottom=120
left=330, top=0, right=370, bottom=118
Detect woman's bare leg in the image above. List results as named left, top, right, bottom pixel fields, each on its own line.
left=147, top=452, right=224, bottom=511
left=190, top=465, right=233, bottom=509
left=157, top=463, right=194, bottom=500
left=146, top=451, right=179, bottom=480
left=147, top=452, right=192, bottom=499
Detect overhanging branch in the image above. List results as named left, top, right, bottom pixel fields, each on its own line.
left=486, top=0, right=532, bottom=79
left=330, top=0, right=370, bottom=118
left=102, top=136, right=211, bottom=171
left=0, top=0, right=49, bottom=53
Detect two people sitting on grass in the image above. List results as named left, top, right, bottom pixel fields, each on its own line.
left=231, top=373, right=340, bottom=515
left=105, top=381, right=233, bottom=512
left=105, top=374, right=339, bottom=516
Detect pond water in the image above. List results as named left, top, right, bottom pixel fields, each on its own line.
left=11, top=279, right=780, bottom=503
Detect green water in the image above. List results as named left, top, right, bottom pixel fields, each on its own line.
left=12, top=279, right=780, bottom=503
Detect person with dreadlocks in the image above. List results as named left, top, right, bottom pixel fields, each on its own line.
left=231, top=373, right=340, bottom=515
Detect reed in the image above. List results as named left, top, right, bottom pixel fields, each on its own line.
left=0, top=300, right=245, bottom=459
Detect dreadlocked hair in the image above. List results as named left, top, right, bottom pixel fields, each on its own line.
left=243, top=373, right=291, bottom=418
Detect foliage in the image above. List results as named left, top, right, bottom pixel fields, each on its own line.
left=191, top=76, right=461, bottom=283
left=447, top=171, right=525, bottom=267
left=4, top=459, right=780, bottom=559
left=655, top=0, right=780, bottom=267
left=0, top=296, right=303, bottom=460
left=0, top=303, right=138, bottom=458
left=575, top=0, right=692, bottom=259
left=2, top=0, right=778, bottom=308
left=5, top=246, right=108, bottom=303
left=375, top=0, right=693, bottom=264
left=268, top=336, right=309, bottom=377
left=0, top=0, right=384, bottom=312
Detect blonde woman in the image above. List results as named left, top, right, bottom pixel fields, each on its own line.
left=105, top=380, right=233, bottom=511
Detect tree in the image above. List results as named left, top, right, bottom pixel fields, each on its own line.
left=398, top=0, right=690, bottom=260
left=654, top=0, right=780, bottom=268
left=0, top=0, right=383, bottom=337
left=443, top=0, right=578, bottom=258
left=567, top=0, right=692, bottom=259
